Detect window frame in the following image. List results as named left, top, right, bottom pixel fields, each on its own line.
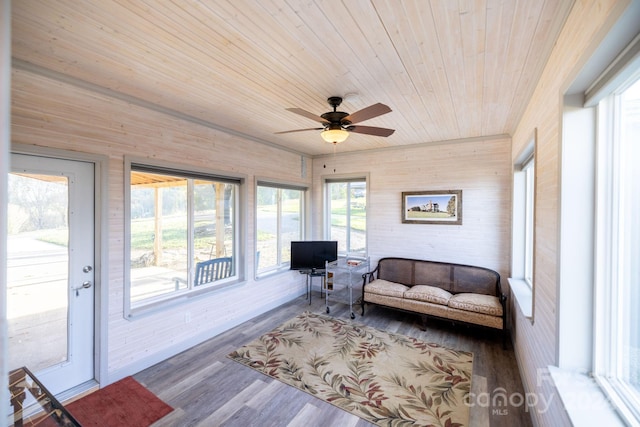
left=593, top=73, right=640, bottom=425
left=124, top=158, right=245, bottom=317
left=255, top=180, right=306, bottom=277
left=553, top=17, right=640, bottom=426
left=509, top=131, right=536, bottom=321
left=324, top=176, right=368, bottom=256
left=522, top=156, right=535, bottom=288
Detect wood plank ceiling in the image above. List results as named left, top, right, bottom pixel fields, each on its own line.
left=11, top=0, right=574, bottom=156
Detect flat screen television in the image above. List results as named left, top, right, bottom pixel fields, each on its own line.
left=290, top=241, right=338, bottom=271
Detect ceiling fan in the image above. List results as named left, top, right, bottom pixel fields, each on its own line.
left=275, top=96, right=395, bottom=144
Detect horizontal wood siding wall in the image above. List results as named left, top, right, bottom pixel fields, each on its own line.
left=10, top=69, right=311, bottom=382
left=510, top=1, right=628, bottom=426
left=311, top=136, right=512, bottom=281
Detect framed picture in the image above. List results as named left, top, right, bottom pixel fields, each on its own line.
left=402, top=190, right=462, bottom=225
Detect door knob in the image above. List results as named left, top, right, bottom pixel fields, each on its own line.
left=73, top=281, right=92, bottom=296
left=83, top=265, right=93, bottom=273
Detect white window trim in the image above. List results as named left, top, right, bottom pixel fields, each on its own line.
left=551, top=6, right=640, bottom=425
left=551, top=94, right=626, bottom=427
left=548, top=367, right=626, bottom=427
left=593, top=75, right=640, bottom=426
left=255, top=179, right=306, bottom=278
left=522, top=155, right=535, bottom=288
left=323, top=174, right=368, bottom=256
left=123, top=157, right=246, bottom=318
left=510, top=133, right=536, bottom=321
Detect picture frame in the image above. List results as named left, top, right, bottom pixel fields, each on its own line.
left=402, top=190, right=462, bottom=225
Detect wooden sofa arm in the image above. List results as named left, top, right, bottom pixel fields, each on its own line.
left=496, top=280, right=508, bottom=304
left=364, top=267, right=379, bottom=279
left=361, top=265, right=379, bottom=286
left=361, top=266, right=379, bottom=301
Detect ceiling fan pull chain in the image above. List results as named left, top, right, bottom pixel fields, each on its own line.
left=333, top=143, right=337, bottom=172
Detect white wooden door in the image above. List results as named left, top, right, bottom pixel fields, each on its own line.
left=7, top=154, right=95, bottom=395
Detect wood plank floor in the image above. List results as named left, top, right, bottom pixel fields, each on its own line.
left=136, top=293, right=533, bottom=427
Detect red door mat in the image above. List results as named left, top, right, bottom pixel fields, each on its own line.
left=66, top=376, right=173, bottom=427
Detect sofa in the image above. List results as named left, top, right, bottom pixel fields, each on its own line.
left=361, top=257, right=507, bottom=343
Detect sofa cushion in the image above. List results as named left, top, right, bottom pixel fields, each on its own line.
left=366, top=293, right=404, bottom=309
left=404, top=285, right=452, bottom=306
left=448, top=293, right=503, bottom=316
left=365, top=279, right=410, bottom=298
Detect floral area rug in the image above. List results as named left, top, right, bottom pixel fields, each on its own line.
left=228, top=311, right=473, bottom=426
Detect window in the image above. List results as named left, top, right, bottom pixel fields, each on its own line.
left=522, top=156, right=535, bottom=287
left=509, top=133, right=536, bottom=319
left=325, top=178, right=367, bottom=255
left=125, top=163, right=241, bottom=312
left=594, top=74, right=640, bottom=424
left=256, top=182, right=305, bottom=275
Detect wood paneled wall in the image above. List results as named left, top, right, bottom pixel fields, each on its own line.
left=510, top=1, right=629, bottom=426
left=10, top=68, right=312, bottom=382
left=311, top=136, right=512, bottom=280
left=11, top=62, right=514, bottom=385
left=9, top=3, right=629, bottom=422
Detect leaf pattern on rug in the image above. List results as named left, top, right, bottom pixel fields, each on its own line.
left=228, top=311, right=472, bottom=427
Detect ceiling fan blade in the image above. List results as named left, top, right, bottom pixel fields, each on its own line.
left=286, top=108, right=328, bottom=123
left=344, top=103, right=392, bottom=124
left=275, top=127, right=324, bottom=135
left=348, top=125, right=395, bottom=137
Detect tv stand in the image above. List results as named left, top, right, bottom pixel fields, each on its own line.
left=301, top=269, right=325, bottom=305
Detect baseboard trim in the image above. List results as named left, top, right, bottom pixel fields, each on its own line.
left=105, top=291, right=305, bottom=385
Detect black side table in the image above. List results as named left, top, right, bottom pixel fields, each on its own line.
left=301, top=269, right=326, bottom=305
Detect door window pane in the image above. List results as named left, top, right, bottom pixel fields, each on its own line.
left=7, top=173, right=69, bottom=372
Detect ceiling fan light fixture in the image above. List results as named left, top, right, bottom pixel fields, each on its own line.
left=277, top=97, right=394, bottom=145
left=321, top=128, right=349, bottom=144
